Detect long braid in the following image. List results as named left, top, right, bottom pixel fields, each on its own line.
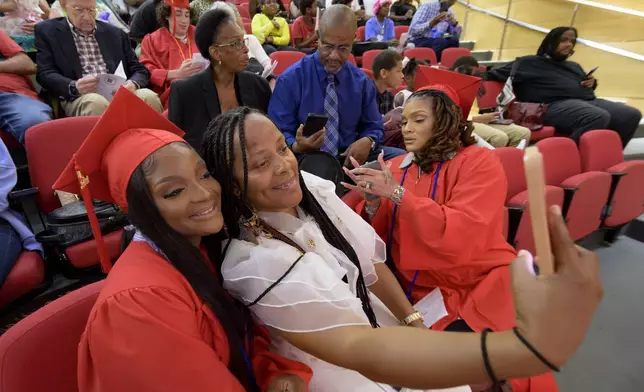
left=202, top=108, right=379, bottom=328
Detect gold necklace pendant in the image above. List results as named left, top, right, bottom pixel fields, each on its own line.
left=307, top=238, right=316, bottom=249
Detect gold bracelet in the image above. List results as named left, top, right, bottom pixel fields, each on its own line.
left=390, top=185, right=405, bottom=206
left=402, top=311, right=424, bottom=326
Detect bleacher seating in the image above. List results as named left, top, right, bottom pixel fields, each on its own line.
left=357, top=26, right=366, bottom=42
left=394, top=25, right=409, bottom=40
left=236, top=4, right=251, bottom=20
left=348, top=54, right=357, bottom=65
left=440, top=47, right=472, bottom=68
left=0, top=251, right=46, bottom=309
left=269, top=51, right=306, bottom=76
left=579, top=130, right=644, bottom=230
left=403, top=48, right=438, bottom=65
left=361, top=68, right=374, bottom=80
left=361, top=50, right=382, bottom=72
left=536, top=137, right=611, bottom=241
left=0, top=281, right=103, bottom=392
left=244, top=21, right=252, bottom=34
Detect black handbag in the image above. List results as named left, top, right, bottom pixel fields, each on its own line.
left=36, top=200, right=128, bottom=248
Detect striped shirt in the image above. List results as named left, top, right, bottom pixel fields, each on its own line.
left=67, top=18, right=108, bottom=77
left=408, top=0, right=461, bottom=40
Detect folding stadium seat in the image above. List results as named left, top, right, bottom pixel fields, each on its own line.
left=244, top=21, right=251, bottom=34
left=403, top=47, right=437, bottom=65
left=0, top=251, right=46, bottom=309
left=0, top=281, right=103, bottom=392
left=236, top=4, right=251, bottom=20
left=361, top=49, right=382, bottom=72
left=13, top=117, right=124, bottom=272
left=269, top=51, right=306, bottom=76
left=348, top=54, right=357, bottom=65
left=440, top=47, right=472, bottom=68
left=357, top=26, right=366, bottom=41
left=361, top=68, right=374, bottom=80
left=579, top=130, right=644, bottom=236
left=494, top=147, right=564, bottom=253
left=536, top=137, right=611, bottom=241
left=394, top=25, right=409, bottom=40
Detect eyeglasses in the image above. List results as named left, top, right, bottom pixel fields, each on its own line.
left=70, top=6, right=97, bottom=16
left=318, top=40, right=352, bottom=55
left=214, top=37, right=249, bottom=51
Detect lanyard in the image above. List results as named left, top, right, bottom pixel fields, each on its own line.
left=385, top=161, right=443, bottom=301
left=173, top=36, right=192, bottom=62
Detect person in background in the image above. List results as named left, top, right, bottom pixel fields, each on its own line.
left=488, top=26, right=642, bottom=149
left=389, top=0, right=415, bottom=26
left=289, top=0, right=301, bottom=18
left=331, top=0, right=367, bottom=27
left=49, top=0, right=129, bottom=33
left=52, top=89, right=312, bottom=392
left=129, top=0, right=162, bottom=42
left=346, top=88, right=560, bottom=391
left=290, top=0, right=317, bottom=53
left=0, top=29, right=51, bottom=144
left=365, top=0, right=396, bottom=46
left=452, top=56, right=530, bottom=148
left=0, top=0, right=49, bottom=36
left=372, top=49, right=403, bottom=116
left=35, top=0, right=162, bottom=116
left=189, top=0, right=215, bottom=22
left=268, top=5, right=406, bottom=168
left=408, top=0, right=459, bottom=61
left=139, top=0, right=201, bottom=108
left=0, top=138, right=43, bottom=289
left=393, top=57, right=427, bottom=107
left=251, top=0, right=295, bottom=54
left=168, top=8, right=271, bottom=149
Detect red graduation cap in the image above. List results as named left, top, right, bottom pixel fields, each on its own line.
left=415, top=65, right=482, bottom=120
left=53, top=87, right=185, bottom=273
left=164, top=0, right=190, bottom=37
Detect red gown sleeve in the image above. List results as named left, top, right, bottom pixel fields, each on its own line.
left=373, top=151, right=508, bottom=270
left=250, top=324, right=313, bottom=390
left=78, top=287, right=246, bottom=392
left=139, top=34, right=170, bottom=92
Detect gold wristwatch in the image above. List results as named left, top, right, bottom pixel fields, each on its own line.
left=402, top=311, right=424, bottom=326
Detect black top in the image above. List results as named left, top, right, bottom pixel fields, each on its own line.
left=34, top=18, right=150, bottom=100
left=487, top=55, right=596, bottom=104
left=375, top=86, right=394, bottom=116
left=390, top=2, right=416, bottom=25
left=168, top=68, right=272, bottom=149
left=129, top=0, right=162, bottom=42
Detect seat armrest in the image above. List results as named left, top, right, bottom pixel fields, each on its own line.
left=561, top=187, right=579, bottom=220
left=601, top=172, right=628, bottom=220
left=8, top=187, right=46, bottom=234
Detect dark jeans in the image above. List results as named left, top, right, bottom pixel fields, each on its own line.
left=0, top=218, right=22, bottom=288
left=544, top=98, right=642, bottom=148
left=410, top=36, right=459, bottom=62
left=262, top=44, right=301, bottom=55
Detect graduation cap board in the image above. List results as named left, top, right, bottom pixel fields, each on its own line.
left=52, top=87, right=186, bottom=272
left=415, top=65, right=482, bottom=120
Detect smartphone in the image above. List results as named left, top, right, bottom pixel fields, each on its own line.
left=303, top=113, right=328, bottom=138
left=360, top=161, right=381, bottom=201
left=585, top=66, right=599, bottom=78
left=490, top=119, right=514, bottom=125
left=523, top=147, right=554, bottom=275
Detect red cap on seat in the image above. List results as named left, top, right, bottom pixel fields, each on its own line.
left=52, top=87, right=185, bottom=272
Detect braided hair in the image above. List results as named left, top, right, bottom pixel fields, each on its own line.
left=126, top=144, right=259, bottom=392
left=406, top=89, right=476, bottom=172
left=201, top=107, right=380, bottom=328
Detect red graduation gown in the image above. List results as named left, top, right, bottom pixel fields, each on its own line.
left=139, top=26, right=198, bottom=108
left=359, top=147, right=557, bottom=391
left=78, top=241, right=312, bottom=392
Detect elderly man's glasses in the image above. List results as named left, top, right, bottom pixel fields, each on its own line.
left=70, top=6, right=97, bottom=16
left=319, top=40, right=352, bottom=55
left=214, top=37, right=249, bottom=51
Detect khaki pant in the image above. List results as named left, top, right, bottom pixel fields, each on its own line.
left=62, top=88, right=163, bottom=117
left=473, top=122, right=531, bottom=148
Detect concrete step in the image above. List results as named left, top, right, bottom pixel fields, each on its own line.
left=459, top=40, right=475, bottom=50
left=625, top=215, right=644, bottom=244
left=472, top=50, right=493, bottom=62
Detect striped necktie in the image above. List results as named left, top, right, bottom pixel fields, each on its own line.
left=322, top=74, right=340, bottom=156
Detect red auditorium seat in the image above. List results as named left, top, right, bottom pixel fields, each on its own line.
left=528, top=126, right=556, bottom=142
left=357, top=26, right=366, bottom=41
left=0, top=251, right=46, bottom=309
left=361, top=49, right=382, bottom=72
left=494, top=147, right=564, bottom=253
left=269, top=51, right=306, bottom=76
left=243, top=21, right=251, bottom=34
left=579, top=130, right=644, bottom=229
left=403, top=47, right=437, bottom=65
left=0, top=281, right=103, bottom=392
left=348, top=54, right=357, bottom=65
left=361, top=68, right=374, bottom=80
left=21, top=117, right=124, bottom=270
left=440, top=47, right=472, bottom=68
left=394, top=25, right=409, bottom=39
left=236, top=4, right=251, bottom=19
left=536, top=137, right=611, bottom=240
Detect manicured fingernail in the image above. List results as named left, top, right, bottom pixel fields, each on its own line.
left=551, top=205, right=562, bottom=216
left=517, top=250, right=536, bottom=276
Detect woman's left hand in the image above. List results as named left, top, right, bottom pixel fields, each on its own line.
left=267, top=374, right=307, bottom=392
left=341, top=151, right=397, bottom=199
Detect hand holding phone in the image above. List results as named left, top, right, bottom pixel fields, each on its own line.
left=585, top=66, right=598, bottom=78
left=302, top=113, right=328, bottom=138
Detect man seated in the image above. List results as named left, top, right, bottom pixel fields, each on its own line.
left=268, top=4, right=406, bottom=167
left=408, top=0, right=460, bottom=62
left=35, top=0, right=162, bottom=117
left=129, top=0, right=162, bottom=43
left=488, top=26, right=642, bottom=149
left=0, top=29, right=51, bottom=143
left=251, top=0, right=297, bottom=54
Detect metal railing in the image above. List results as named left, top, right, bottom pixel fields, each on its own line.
left=457, top=0, right=644, bottom=62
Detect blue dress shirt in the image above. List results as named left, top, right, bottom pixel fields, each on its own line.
left=268, top=51, right=384, bottom=152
